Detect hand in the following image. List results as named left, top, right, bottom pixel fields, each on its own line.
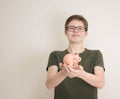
left=59, top=63, right=84, bottom=78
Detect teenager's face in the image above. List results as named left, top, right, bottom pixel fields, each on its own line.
left=65, top=20, right=88, bottom=44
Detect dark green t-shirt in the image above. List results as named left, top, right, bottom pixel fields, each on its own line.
left=46, top=48, right=104, bottom=99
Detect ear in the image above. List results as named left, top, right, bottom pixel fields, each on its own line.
left=85, top=31, right=88, bottom=36
left=64, top=30, right=67, bottom=35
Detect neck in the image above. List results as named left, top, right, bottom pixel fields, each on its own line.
left=67, top=43, right=85, bottom=54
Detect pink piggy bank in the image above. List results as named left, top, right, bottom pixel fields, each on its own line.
left=63, top=54, right=81, bottom=66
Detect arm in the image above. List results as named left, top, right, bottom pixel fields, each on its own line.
left=64, top=65, right=105, bottom=89
left=78, top=66, right=105, bottom=89
left=46, top=65, right=67, bottom=90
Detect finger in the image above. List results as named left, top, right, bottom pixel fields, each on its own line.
left=78, top=65, right=84, bottom=70
left=64, top=65, right=71, bottom=72
left=67, top=66, right=76, bottom=72
left=59, top=63, right=62, bottom=66
left=59, top=63, right=63, bottom=69
left=80, top=66, right=83, bottom=70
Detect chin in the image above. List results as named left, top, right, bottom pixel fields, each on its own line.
left=70, top=40, right=82, bottom=43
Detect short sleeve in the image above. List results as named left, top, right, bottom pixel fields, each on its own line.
left=46, top=51, right=58, bottom=71
left=95, top=50, right=105, bottom=70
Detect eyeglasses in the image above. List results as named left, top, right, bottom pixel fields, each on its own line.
left=66, top=26, right=85, bottom=32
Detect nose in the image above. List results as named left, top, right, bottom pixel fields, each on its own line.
left=73, top=27, right=79, bottom=32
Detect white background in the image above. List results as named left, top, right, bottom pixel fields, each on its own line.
left=0, top=0, right=120, bottom=99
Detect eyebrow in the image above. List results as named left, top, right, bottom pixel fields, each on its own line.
left=67, top=26, right=84, bottom=28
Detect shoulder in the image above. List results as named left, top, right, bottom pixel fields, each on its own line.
left=49, top=50, right=67, bottom=56
left=86, top=48, right=102, bottom=54
left=85, top=48, right=103, bottom=58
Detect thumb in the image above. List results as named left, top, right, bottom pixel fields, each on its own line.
left=78, top=65, right=84, bottom=70
left=59, top=63, right=63, bottom=69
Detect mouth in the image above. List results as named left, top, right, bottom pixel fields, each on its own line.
left=72, top=35, right=80, bottom=37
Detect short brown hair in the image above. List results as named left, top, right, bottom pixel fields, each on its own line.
left=65, top=14, right=88, bottom=31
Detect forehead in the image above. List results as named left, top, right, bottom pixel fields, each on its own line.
left=68, top=20, right=84, bottom=27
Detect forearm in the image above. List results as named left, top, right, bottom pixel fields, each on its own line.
left=46, top=70, right=67, bottom=90
left=78, top=71, right=105, bottom=89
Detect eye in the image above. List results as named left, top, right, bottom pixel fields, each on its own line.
left=78, top=27, right=83, bottom=30
left=69, top=27, right=74, bottom=29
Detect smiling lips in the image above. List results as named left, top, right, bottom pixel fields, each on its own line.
left=72, top=34, right=80, bottom=37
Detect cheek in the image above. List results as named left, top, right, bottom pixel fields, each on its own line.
left=65, top=32, right=72, bottom=39
left=80, top=33, right=87, bottom=38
